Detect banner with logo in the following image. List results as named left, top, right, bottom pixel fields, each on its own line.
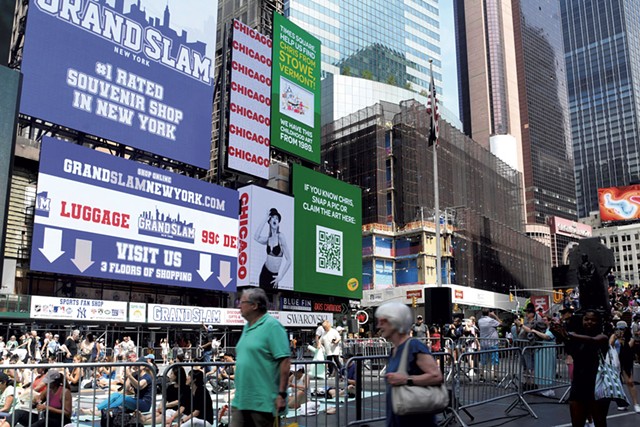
left=30, top=137, right=239, bottom=291
left=147, top=303, right=332, bottom=327
left=237, top=185, right=294, bottom=290
left=30, top=295, right=127, bottom=322
left=270, top=13, right=321, bottom=164
left=293, top=164, right=362, bottom=298
left=129, top=302, right=147, bottom=323
left=227, top=20, right=272, bottom=178
left=20, top=0, right=218, bottom=168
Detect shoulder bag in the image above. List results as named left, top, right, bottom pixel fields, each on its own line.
left=391, top=338, right=449, bottom=415
left=594, top=350, right=628, bottom=406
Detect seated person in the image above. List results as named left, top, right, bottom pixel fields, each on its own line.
left=7, top=370, right=72, bottom=427
left=328, top=358, right=357, bottom=398
left=93, top=356, right=121, bottom=390
left=81, top=360, right=153, bottom=415
left=135, top=365, right=189, bottom=425
left=0, top=372, right=16, bottom=418
left=164, top=370, right=214, bottom=427
left=15, top=364, right=48, bottom=407
left=65, top=354, right=83, bottom=392
left=288, top=366, right=309, bottom=409
left=207, top=354, right=235, bottom=392
left=5, top=354, right=23, bottom=385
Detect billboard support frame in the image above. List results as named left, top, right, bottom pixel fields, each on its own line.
left=216, top=21, right=231, bottom=185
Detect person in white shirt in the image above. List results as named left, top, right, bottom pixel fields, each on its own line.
left=319, top=321, right=342, bottom=377
left=0, top=372, right=16, bottom=417
left=315, top=322, right=325, bottom=350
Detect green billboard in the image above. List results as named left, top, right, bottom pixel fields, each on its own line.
left=271, top=12, right=321, bottom=164
left=293, top=164, right=362, bottom=299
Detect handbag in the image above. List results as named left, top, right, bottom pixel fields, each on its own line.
left=391, top=338, right=449, bottom=415
left=594, top=351, right=628, bottom=406
left=604, top=345, right=620, bottom=372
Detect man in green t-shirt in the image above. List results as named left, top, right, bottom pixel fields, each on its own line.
left=231, top=288, right=291, bottom=427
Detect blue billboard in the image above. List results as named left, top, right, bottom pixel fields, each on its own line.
left=31, top=137, right=239, bottom=291
left=20, top=0, right=218, bottom=169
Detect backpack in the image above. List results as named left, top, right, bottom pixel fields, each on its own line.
left=101, top=409, right=141, bottom=427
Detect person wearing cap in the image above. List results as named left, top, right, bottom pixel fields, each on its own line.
left=47, top=334, right=60, bottom=361
left=9, top=370, right=72, bottom=427
left=610, top=320, right=640, bottom=412
left=209, top=354, right=235, bottom=392
left=287, top=365, right=309, bottom=409
left=410, top=315, right=429, bottom=339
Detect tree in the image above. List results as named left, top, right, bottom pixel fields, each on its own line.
left=342, top=66, right=351, bottom=76
left=386, top=75, right=397, bottom=85
left=362, top=70, right=373, bottom=80
left=404, top=82, right=412, bottom=90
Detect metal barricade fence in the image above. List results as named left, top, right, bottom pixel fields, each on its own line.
left=343, top=355, right=387, bottom=427
left=520, top=343, right=570, bottom=401
left=164, top=359, right=340, bottom=427
left=454, top=346, right=537, bottom=426
left=343, top=351, right=458, bottom=427
left=342, top=338, right=391, bottom=357
left=475, top=337, right=511, bottom=350
left=1, top=361, right=158, bottom=427
left=0, top=343, right=572, bottom=427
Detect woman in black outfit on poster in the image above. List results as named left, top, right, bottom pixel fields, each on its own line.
left=254, top=208, right=291, bottom=290
left=552, top=309, right=610, bottom=427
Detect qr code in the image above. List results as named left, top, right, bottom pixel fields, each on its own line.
left=316, top=225, right=343, bottom=276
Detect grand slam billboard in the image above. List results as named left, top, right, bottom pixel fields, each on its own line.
left=31, top=137, right=239, bottom=291
left=20, top=0, right=217, bottom=168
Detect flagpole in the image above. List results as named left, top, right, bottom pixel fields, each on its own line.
left=430, top=60, right=442, bottom=288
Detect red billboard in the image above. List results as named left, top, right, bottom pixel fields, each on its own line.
left=598, top=184, right=640, bottom=222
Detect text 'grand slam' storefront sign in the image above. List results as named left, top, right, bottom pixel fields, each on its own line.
left=30, top=295, right=128, bottom=322
left=148, top=303, right=332, bottom=327
left=19, top=0, right=218, bottom=168
left=30, top=138, right=239, bottom=291
left=227, top=20, right=272, bottom=179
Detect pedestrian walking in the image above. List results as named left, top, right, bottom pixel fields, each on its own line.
left=376, top=301, right=443, bottom=427
left=610, top=321, right=640, bottom=412
left=231, top=288, right=290, bottom=427
left=478, top=308, right=501, bottom=381
left=319, top=320, right=342, bottom=378
left=61, top=330, right=80, bottom=363
left=551, top=309, right=610, bottom=427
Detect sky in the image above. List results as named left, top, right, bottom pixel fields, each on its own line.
left=439, top=0, right=460, bottom=121
left=125, top=0, right=219, bottom=60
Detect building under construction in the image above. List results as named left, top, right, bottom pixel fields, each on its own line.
left=322, top=100, right=552, bottom=294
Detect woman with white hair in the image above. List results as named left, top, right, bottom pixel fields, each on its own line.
left=376, top=301, right=443, bottom=427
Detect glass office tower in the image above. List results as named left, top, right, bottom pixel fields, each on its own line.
left=284, top=0, right=447, bottom=121
left=455, top=0, right=577, bottom=224
left=561, top=0, right=640, bottom=218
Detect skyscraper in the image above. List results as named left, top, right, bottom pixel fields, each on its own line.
left=455, top=0, right=577, bottom=224
left=561, top=0, right=640, bottom=218
left=284, top=0, right=459, bottom=124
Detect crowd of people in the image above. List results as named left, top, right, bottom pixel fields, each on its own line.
left=0, top=284, right=638, bottom=426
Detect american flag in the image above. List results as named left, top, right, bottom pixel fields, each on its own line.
left=426, top=71, right=440, bottom=147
